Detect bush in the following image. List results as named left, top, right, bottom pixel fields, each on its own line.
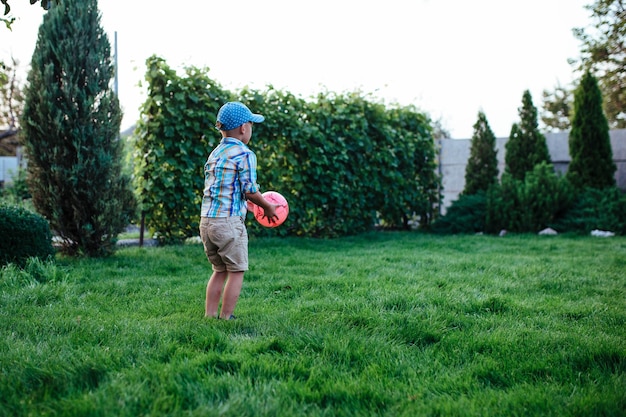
left=134, top=62, right=440, bottom=240
left=431, top=192, right=487, bottom=234
left=552, top=187, right=626, bottom=235
left=0, top=169, right=31, bottom=205
left=0, top=204, right=55, bottom=268
left=486, top=163, right=575, bottom=234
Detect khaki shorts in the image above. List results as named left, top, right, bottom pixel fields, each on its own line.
left=199, top=216, right=248, bottom=272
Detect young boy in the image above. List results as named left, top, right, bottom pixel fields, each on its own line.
left=200, top=101, right=279, bottom=320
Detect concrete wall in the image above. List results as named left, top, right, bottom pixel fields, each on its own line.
left=0, top=156, right=18, bottom=185
left=439, top=129, right=626, bottom=210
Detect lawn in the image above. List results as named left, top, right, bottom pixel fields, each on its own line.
left=1, top=232, right=625, bottom=416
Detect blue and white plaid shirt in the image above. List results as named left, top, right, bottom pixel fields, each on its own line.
left=201, top=137, right=260, bottom=217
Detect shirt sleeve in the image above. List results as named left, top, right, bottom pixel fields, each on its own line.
left=240, top=151, right=260, bottom=195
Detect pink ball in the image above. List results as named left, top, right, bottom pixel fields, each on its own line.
left=248, top=191, right=289, bottom=228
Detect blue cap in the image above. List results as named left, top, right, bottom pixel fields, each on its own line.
left=216, top=102, right=265, bottom=131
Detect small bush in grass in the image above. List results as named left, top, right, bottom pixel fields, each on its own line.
left=0, top=204, right=55, bottom=268
left=553, top=187, right=626, bottom=235
left=1, top=169, right=31, bottom=204
left=486, top=163, right=575, bottom=234
left=431, top=192, right=487, bottom=234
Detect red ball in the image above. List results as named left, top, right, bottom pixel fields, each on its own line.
left=247, top=191, right=289, bottom=228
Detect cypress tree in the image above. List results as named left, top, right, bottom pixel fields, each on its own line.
left=567, top=71, right=616, bottom=189
left=21, top=0, right=136, bottom=256
left=505, top=90, right=551, bottom=180
left=463, top=111, right=499, bottom=195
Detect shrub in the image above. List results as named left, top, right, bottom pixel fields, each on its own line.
left=238, top=89, right=440, bottom=236
left=0, top=168, right=31, bottom=204
left=431, top=192, right=487, bottom=234
left=133, top=56, right=229, bottom=244
left=0, top=204, right=55, bottom=268
left=135, top=64, right=440, bottom=240
left=552, top=187, right=626, bottom=235
left=486, top=163, right=575, bottom=234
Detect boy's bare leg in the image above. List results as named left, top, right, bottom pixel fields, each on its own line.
left=219, top=271, right=244, bottom=319
left=205, top=270, right=228, bottom=318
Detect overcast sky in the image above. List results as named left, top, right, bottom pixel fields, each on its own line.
left=3, top=0, right=591, bottom=138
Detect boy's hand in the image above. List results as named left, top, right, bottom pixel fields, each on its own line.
left=245, top=191, right=282, bottom=224
left=262, top=204, right=281, bottom=224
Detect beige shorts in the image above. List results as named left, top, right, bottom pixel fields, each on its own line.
left=199, top=216, right=248, bottom=272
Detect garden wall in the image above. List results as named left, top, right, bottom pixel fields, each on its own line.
left=0, top=156, right=18, bottom=186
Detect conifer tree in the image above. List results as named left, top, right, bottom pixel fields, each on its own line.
left=463, top=111, right=498, bottom=195
left=573, top=0, right=625, bottom=129
left=567, top=71, right=616, bottom=189
left=505, top=90, right=551, bottom=180
left=21, top=0, right=136, bottom=256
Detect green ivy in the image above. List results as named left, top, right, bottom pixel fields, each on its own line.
left=134, top=57, right=441, bottom=240
left=133, top=56, right=230, bottom=243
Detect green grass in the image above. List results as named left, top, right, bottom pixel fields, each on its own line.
left=1, top=232, right=625, bottom=416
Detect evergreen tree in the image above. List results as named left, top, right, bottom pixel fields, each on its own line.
left=541, top=82, right=573, bottom=132
left=21, top=0, right=136, bottom=256
left=505, top=90, right=551, bottom=180
left=463, top=111, right=498, bottom=195
left=573, top=0, right=625, bottom=129
left=567, top=71, right=616, bottom=189
left=543, top=0, right=625, bottom=130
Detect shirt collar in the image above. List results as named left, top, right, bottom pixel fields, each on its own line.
left=223, top=137, right=244, bottom=145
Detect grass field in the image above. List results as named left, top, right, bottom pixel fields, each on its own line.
left=1, top=232, right=625, bottom=416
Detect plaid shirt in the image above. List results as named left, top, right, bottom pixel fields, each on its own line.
left=201, top=137, right=260, bottom=217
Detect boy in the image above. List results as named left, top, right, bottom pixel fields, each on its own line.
left=200, top=101, right=279, bottom=320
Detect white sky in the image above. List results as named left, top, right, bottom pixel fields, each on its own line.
left=2, top=0, right=590, bottom=139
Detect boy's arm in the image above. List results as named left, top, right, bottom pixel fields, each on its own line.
left=245, top=191, right=279, bottom=223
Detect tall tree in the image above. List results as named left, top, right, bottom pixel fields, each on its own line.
left=21, top=0, right=136, bottom=256
left=542, top=0, right=625, bottom=130
left=541, top=82, right=573, bottom=132
left=0, top=58, right=23, bottom=155
left=463, top=111, right=498, bottom=195
left=567, top=71, right=616, bottom=189
left=573, top=0, right=625, bottom=129
left=505, top=90, right=552, bottom=180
